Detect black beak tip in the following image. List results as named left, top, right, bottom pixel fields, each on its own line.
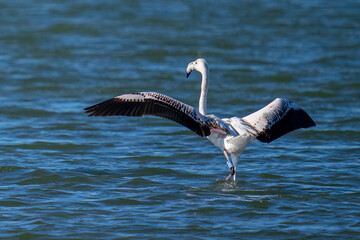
left=186, top=72, right=190, bottom=78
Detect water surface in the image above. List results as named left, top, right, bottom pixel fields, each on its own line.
left=1, top=0, right=359, bottom=239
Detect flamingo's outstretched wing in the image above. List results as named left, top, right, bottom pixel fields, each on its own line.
left=84, top=92, right=211, bottom=137
left=240, top=98, right=316, bottom=143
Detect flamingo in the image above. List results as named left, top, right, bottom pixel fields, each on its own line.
left=85, top=58, right=316, bottom=181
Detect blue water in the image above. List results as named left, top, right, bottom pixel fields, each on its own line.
left=1, top=0, right=359, bottom=239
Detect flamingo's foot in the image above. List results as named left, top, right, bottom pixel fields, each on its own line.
left=225, top=167, right=235, bottom=181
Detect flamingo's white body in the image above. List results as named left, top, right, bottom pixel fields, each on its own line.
left=85, top=58, right=316, bottom=181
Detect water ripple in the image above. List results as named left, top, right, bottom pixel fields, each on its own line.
left=0, top=0, right=359, bottom=239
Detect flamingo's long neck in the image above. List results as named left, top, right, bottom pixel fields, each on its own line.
left=199, top=68, right=209, bottom=115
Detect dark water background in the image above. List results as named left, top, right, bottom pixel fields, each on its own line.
left=1, top=0, right=359, bottom=239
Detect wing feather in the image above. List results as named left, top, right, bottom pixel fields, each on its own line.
left=84, top=92, right=210, bottom=137
left=241, top=98, right=316, bottom=143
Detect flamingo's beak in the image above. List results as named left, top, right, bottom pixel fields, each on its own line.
left=186, top=61, right=194, bottom=78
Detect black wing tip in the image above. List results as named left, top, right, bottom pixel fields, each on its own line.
left=305, top=119, right=316, bottom=128
left=84, top=99, right=115, bottom=117
left=299, top=109, right=317, bottom=128
left=84, top=105, right=96, bottom=116
left=256, top=108, right=316, bottom=143
left=84, top=103, right=104, bottom=116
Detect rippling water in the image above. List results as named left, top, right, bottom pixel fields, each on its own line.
left=1, top=0, right=359, bottom=239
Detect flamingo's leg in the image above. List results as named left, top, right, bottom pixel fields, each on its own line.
left=223, top=150, right=235, bottom=181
